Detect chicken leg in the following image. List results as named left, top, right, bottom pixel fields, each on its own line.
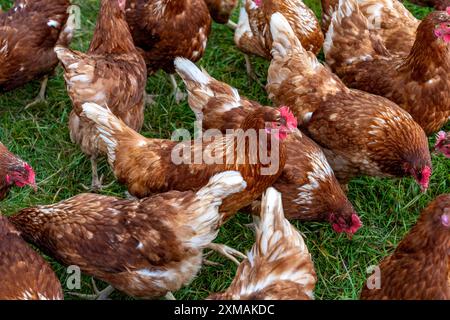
left=244, top=55, right=265, bottom=89
left=82, top=156, right=114, bottom=192
left=24, top=76, right=48, bottom=109
left=169, top=74, right=187, bottom=103
left=206, top=243, right=246, bottom=266
left=68, top=278, right=115, bottom=300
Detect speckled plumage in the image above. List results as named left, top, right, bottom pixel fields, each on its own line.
left=9, top=172, right=246, bottom=299
left=55, top=0, right=147, bottom=163
left=0, top=215, right=63, bottom=300
left=235, top=0, right=323, bottom=59
left=125, top=0, right=211, bottom=74
left=209, top=188, right=317, bottom=300
left=82, top=101, right=290, bottom=221
left=175, top=58, right=357, bottom=231
left=0, top=0, right=72, bottom=91
left=324, top=0, right=450, bottom=135
left=204, top=0, right=238, bottom=24
left=268, top=12, right=432, bottom=186
left=360, top=194, right=450, bottom=300
left=322, top=0, right=419, bottom=56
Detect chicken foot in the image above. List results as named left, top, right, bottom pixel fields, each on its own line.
left=205, top=243, right=246, bottom=266
left=24, top=76, right=48, bottom=109
left=68, top=278, right=115, bottom=300
left=244, top=55, right=265, bottom=89
left=169, top=74, right=187, bottom=103
left=81, top=156, right=114, bottom=192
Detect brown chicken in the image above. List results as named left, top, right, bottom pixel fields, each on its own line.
left=0, top=215, right=63, bottom=300
left=324, top=0, right=450, bottom=135
left=208, top=187, right=317, bottom=300
left=175, top=57, right=361, bottom=235
left=360, top=194, right=450, bottom=300
left=0, top=141, right=36, bottom=201
left=9, top=171, right=247, bottom=300
left=125, top=0, right=212, bottom=102
left=204, top=0, right=238, bottom=28
left=435, top=131, right=450, bottom=158
left=55, top=0, right=147, bottom=191
left=321, top=0, right=420, bottom=56
left=81, top=101, right=296, bottom=222
left=267, top=13, right=432, bottom=190
left=235, top=0, right=323, bottom=81
left=0, top=0, right=73, bottom=106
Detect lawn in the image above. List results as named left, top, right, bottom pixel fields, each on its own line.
left=0, top=0, right=448, bottom=300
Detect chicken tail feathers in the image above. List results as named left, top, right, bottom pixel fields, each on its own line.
left=254, top=188, right=308, bottom=257
left=54, top=46, right=82, bottom=70
left=321, top=0, right=339, bottom=34
left=81, top=102, right=142, bottom=167
left=324, top=0, right=381, bottom=68
left=269, top=13, right=321, bottom=72
left=183, top=171, right=247, bottom=248
left=223, top=188, right=317, bottom=299
left=196, top=171, right=247, bottom=201
left=175, top=57, right=243, bottom=121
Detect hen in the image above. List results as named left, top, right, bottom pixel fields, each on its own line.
left=81, top=101, right=296, bottom=222
left=235, top=0, right=323, bottom=81
left=55, top=0, right=147, bottom=191
left=0, top=0, right=73, bottom=106
left=175, top=57, right=361, bottom=235
left=204, top=0, right=238, bottom=28
left=435, top=131, right=450, bottom=158
left=267, top=13, right=432, bottom=190
left=324, top=0, right=450, bottom=135
left=0, top=141, right=36, bottom=200
left=125, top=0, right=211, bottom=102
left=9, top=171, right=246, bottom=300
left=322, top=0, right=420, bottom=56
left=208, top=187, right=317, bottom=300
left=0, top=215, right=63, bottom=300
left=360, top=194, right=450, bottom=300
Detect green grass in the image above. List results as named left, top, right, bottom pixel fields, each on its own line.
left=0, top=0, right=448, bottom=300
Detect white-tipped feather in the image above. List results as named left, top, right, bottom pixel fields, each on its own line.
left=228, top=187, right=316, bottom=299
left=196, top=171, right=247, bottom=200
left=270, top=13, right=320, bottom=71
left=174, top=57, right=211, bottom=86
left=81, top=102, right=125, bottom=164
left=185, top=171, right=247, bottom=248
left=255, top=187, right=307, bottom=257
left=175, top=57, right=242, bottom=120
left=270, top=12, right=305, bottom=58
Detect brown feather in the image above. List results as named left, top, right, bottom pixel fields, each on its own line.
left=0, top=0, right=72, bottom=91
left=0, top=215, right=63, bottom=300
left=360, top=194, right=450, bottom=300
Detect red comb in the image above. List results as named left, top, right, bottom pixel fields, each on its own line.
left=278, top=106, right=298, bottom=129
left=254, top=0, right=262, bottom=6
